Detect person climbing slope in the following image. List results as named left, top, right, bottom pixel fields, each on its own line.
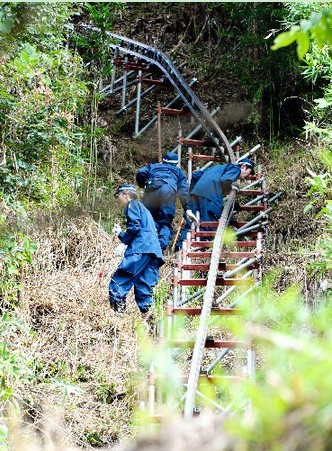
left=136, top=151, right=197, bottom=251
left=176, top=158, right=255, bottom=249
left=109, top=185, right=164, bottom=317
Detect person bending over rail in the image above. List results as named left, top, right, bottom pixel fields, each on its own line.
left=136, top=151, right=197, bottom=251
left=176, top=158, right=255, bottom=250
left=109, top=185, right=164, bottom=317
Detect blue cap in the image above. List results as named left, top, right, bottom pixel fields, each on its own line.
left=162, top=152, right=179, bottom=164
left=115, top=185, right=137, bottom=196
left=237, top=157, right=255, bottom=174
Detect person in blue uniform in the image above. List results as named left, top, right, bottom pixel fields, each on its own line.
left=136, top=152, right=196, bottom=250
left=176, top=158, right=255, bottom=249
left=109, top=185, right=164, bottom=316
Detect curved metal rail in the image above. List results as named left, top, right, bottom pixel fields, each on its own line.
left=77, top=25, right=235, bottom=163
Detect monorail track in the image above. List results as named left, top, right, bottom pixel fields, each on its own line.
left=77, top=25, right=280, bottom=419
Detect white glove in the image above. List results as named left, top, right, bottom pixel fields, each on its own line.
left=231, top=184, right=239, bottom=191
left=186, top=209, right=198, bottom=224
left=112, top=224, right=122, bottom=236
left=114, top=243, right=127, bottom=257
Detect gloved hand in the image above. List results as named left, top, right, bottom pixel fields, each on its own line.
left=112, top=224, right=122, bottom=236
left=186, top=209, right=198, bottom=224
left=114, top=243, right=127, bottom=257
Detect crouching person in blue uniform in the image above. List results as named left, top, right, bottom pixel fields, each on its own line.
left=176, top=158, right=255, bottom=250
left=109, top=185, right=164, bottom=317
left=136, top=152, right=196, bottom=251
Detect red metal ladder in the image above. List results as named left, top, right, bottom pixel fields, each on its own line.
left=148, top=151, right=271, bottom=419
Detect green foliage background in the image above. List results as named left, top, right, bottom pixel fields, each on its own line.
left=0, top=2, right=331, bottom=449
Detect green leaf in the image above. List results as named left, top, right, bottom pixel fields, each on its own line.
left=271, top=26, right=300, bottom=51
left=296, top=31, right=310, bottom=60
left=314, top=98, right=331, bottom=109
left=0, top=18, right=13, bottom=33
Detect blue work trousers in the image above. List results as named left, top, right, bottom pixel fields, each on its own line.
left=142, top=185, right=176, bottom=250
left=109, top=253, right=159, bottom=313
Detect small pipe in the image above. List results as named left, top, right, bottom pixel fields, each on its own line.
left=205, top=349, right=230, bottom=374
left=135, top=70, right=142, bottom=135
left=268, top=192, right=283, bottom=204
left=121, top=56, right=128, bottom=108
left=116, top=84, right=156, bottom=115
left=237, top=207, right=273, bottom=232
left=235, top=221, right=268, bottom=237
left=236, top=144, right=261, bottom=162
left=223, top=255, right=262, bottom=279
left=242, top=178, right=265, bottom=190
left=245, top=194, right=265, bottom=206
left=214, top=269, right=254, bottom=305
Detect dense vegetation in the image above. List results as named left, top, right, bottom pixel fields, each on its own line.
left=0, top=2, right=331, bottom=450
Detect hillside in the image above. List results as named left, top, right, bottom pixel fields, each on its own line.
left=1, top=3, right=331, bottom=450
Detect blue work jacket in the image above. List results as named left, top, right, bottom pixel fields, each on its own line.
left=190, top=164, right=241, bottom=204
left=118, top=200, right=164, bottom=265
left=136, top=162, right=190, bottom=210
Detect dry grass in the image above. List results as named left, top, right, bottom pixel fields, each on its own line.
left=9, top=211, right=155, bottom=449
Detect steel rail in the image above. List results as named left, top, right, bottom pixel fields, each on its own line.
left=77, top=24, right=235, bottom=163
left=183, top=191, right=236, bottom=417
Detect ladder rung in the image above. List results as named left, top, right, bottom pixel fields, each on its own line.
left=173, top=307, right=241, bottom=315
left=126, top=63, right=152, bottom=72
left=179, top=278, right=252, bottom=286
left=161, top=107, right=191, bottom=116
left=229, top=221, right=248, bottom=227
left=181, top=263, right=237, bottom=271
left=191, top=240, right=257, bottom=248
left=191, top=154, right=224, bottom=162
left=238, top=189, right=264, bottom=196
left=155, top=374, right=243, bottom=383
left=178, top=137, right=216, bottom=147
left=169, top=339, right=247, bottom=349
left=195, top=230, right=259, bottom=239
left=142, top=78, right=172, bottom=86
left=187, top=251, right=256, bottom=258
left=200, top=221, right=219, bottom=228
left=195, top=231, right=216, bottom=237
left=239, top=205, right=265, bottom=211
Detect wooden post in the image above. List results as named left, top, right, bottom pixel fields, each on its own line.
left=157, top=101, right=162, bottom=162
